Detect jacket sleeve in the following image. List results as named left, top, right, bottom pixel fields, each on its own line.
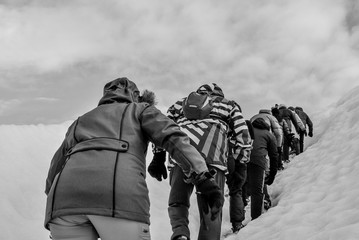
left=140, top=105, right=208, bottom=176
left=294, top=112, right=305, bottom=132
left=270, top=116, right=283, bottom=147
left=306, top=114, right=313, bottom=133
left=45, top=121, right=77, bottom=195
left=282, top=120, right=291, bottom=137
left=267, top=133, right=278, bottom=171
left=228, top=101, right=252, bottom=163
left=289, top=110, right=300, bottom=133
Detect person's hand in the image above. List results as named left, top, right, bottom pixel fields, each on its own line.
left=147, top=149, right=167, bottom=181
left=194, top=171, right=224, bottom=221
left=277, top=147, right=282, bottom=155
left=308, top=131, right=313, bottom=137
left=287, top=133, right=294, bottom=144
left=303, top=130, right=308, bottom=136
left=265, top=170, right=276, bottom=185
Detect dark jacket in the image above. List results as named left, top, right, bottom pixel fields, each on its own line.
left=250, top=109, right=282, bottom=147
left=249, top=118, right=278, bottom=171
left=295, top=107, right=313, bottom=133
left=278, top=105, right=300, bottom=133
left=44, top=78, right=208, bottom=229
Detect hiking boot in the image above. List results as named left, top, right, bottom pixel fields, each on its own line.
left=231, top=223, right=245, bottom=234
left=175, top=236, right=188, bottom=240
left=264, top=199, right=271, bottom=210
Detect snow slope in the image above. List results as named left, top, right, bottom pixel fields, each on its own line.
left=1, top=86, right=359, bottom=240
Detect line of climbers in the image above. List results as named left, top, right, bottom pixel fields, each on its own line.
left=148, top=84, right=314, bottom=240
left=44, top=78, right=313, bottom=240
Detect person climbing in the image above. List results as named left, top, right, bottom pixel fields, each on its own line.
left=44, top=77, right=224, bottom=240
left=247, top=118, right=278, bottom=220
left=250, top=109, right=282, bottom=209
left=148, top=83, right=252, bottom=240
left=295, top=106, right=314, bottom=153
left=225, top=117, right=254, bottom=234
left=278, top=104, right=304, bottom=162
left=271, top=107, right=291, bottom=170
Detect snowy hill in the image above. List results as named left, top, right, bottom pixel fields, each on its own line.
left=1, top=86, right=359, bottom=240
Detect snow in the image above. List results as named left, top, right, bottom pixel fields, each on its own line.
left=1, top=86, right=359, bottom=240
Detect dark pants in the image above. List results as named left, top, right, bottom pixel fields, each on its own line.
left=299, top=132, right=305, bottom=153
left=277, top=147, right=283, bottom=169
left=247, top=163, right=265, bottom=220
left=283, top=136, right=290, bottom=161
left=168, top=165, right=225, bottom=240
left=263, top=184, right=270, bottom=202
left=226, top=156, right=247, bottom=226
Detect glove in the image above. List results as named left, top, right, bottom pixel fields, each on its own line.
left=303, top=130, right=308, bottom=136
left=265, top=170, right=277, bottom=185
left=287, top=133, right=294, bottom=144
left=194, top=171, right=224, bottom=221
left=147, top=149, right=167, bottom=181
left=308, top=131, right=313, bottom=137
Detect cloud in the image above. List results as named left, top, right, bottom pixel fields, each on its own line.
left=35, top=97, right=59, bottom=102
left=0, top=99, right=22, bottom=116
left=0, top=0, right=359, bottom=123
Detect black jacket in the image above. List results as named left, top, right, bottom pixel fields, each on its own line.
left=250, top=118, right=278, bottom=171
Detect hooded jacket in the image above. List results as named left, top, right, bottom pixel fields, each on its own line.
left=295, top=107, right=313, bottom=133
left=44, top=77, right=208, bottom=229
left=249, top=118, right=278, bottom=170
left=250, top=109, right=282, bottom=147
left=167, top=83, right=252, bottom=171
left=271, top=108, right=291, bottom=145
left=278, top=105, right=303, bottom=133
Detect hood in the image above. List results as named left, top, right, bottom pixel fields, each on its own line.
left=139, top=89, right=157, bottom=106
left=259, top=109, right=272, bottom=115
left=252, top=118, right=270, bottom=130
left=196, top=83, right=224, bottom=98
left=271, top=107, right=283, bottom=121
left=271, top=107, right=280, bottom=116
left=98, top=77, right=140, bottom=105
left=278, top=104, right=287, bottom=109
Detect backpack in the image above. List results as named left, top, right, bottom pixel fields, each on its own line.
left=182, top=92, right=213, bottom=120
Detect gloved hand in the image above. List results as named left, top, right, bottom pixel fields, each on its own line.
left=194, top=171, right=224, bottom=221
left=147, top=148, right=167, bottom=181
left=265, top=169, right=277, bottom=185
left=303, top=130, right=308, bottom=136
left=287, top=133, right=294, bottom=144
left=308, top=131, right=313, bottom=137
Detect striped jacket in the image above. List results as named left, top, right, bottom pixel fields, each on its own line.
left=167, top=84, right=252, bottom=171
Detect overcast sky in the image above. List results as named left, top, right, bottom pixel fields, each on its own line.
left=1, top=0, right=358, bottom=124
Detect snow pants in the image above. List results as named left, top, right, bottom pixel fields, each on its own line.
left=299, top=132, right=305, bottom=153
left=247, top=163, right=266, bottom=220
left=226, top=155, right=247, bottom=226
left=49, top=215, right=150, bottom=240
left=168, top=164, right=225, bottom=240
left=277, top=147, right=283, bottom=169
